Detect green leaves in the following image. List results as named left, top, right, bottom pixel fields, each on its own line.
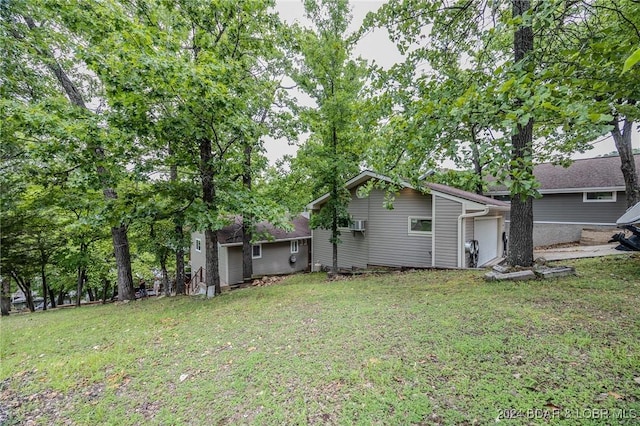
left=622, top=47, right=640, bottom=74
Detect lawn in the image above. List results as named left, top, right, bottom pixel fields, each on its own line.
left=1, top=255, right=640, bottom=425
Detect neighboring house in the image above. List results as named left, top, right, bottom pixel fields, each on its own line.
left=307, top=171, right=510, bottom=270
left=190, top=215, right=311, bottom=290
left=485, top=155, right=639, bottom=247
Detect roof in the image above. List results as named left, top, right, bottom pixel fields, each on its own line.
left=427, top=182, right=509, bottom=207
left=307, top=170, right=510, bottom=210
left=487, top=154, right=640, bottom=194
left=217, top=215, right=310, bottom=246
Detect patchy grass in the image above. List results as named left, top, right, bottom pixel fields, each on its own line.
left=1, top=255, right=640, bottom=425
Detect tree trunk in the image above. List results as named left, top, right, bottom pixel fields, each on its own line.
left=21, top=17, right=135, bottom=301
left=331, top=187, right=339, bottom=275
left=101, top=278, right=110, bottom=304
left=242, top=142, right=253, bottom=282
left=87, top=287, right=96, bottom=302
left=611, top=117, right=640, bottom=207
left=205, top=229, right=221, bottom=296
left=48, top=287, right=56, bottom=309
left=57, top=290, right=66, bottom=306
left=331, top=123, right=339, bottom=275
left=25, top=280, right=35, bottom=312
left=175, top=231, right=185, bottom=295
left=506, top=0, right=535, bottom=267
left=470, top=126, right=484, bottom=195
left=242, top=222, right=253, bottom=282
left=110, top=222, right=135, bottom=301
left=160, top=255, right=170, bottom=296
left=200, top=137, right=221, bottom=296
left=75, top=266, right=86, bottom=307
left=41, top=262, right=48, bottom=311
left=1, top=278, right=10, bottom=316
left=12, top=272, right=34, bottom=312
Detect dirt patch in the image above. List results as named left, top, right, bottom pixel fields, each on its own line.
left=534, top=241, right=580, bottom=250
left=0, top=373, right=73, bottom=425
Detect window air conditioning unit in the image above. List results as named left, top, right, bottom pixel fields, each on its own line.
left=349, top=219, right=366, bottom=231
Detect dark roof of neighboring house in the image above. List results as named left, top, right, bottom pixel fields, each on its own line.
left=217, top=215, right=311, bottom=246
left=487, top=154, right=640, bottom=193
left=427, top=182, right=510, bottom=207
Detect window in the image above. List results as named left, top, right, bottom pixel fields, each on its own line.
left=195, top=238, right=202, bottom=252
left=252, top=244, right=262, bottom=259
left=583, top=191, right=616, bottom=202
left=291, top=240, right=299, bottom=254
left=408, top=217, right=432, bottom=234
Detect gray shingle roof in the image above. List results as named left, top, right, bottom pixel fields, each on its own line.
left=217, top=215, right=310, bottom=245
left=487, top=154, right=640, bottom=193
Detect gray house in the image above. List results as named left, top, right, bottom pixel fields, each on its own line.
left=307, top=171, right=510, bottom=269
left=190, top=215, right=311, bottom=290
left=486, top=155, right=639, bottom=247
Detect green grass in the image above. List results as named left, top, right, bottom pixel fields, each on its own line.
left=2, top=255, right=640, bottom=425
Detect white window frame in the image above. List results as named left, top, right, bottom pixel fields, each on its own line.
left=583, top=191, right=616, bottom=203
left=252, top=244, right=262, bottom=259
left=290, top=240, right=299, bottom=254
left=195, top=238, right=202, bottom=252
left=408, top=217, right=433, bottom=235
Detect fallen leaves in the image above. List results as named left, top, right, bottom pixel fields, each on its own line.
left=595, top=391, right=625, bottom=402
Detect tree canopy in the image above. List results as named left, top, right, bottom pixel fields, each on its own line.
left=2, top=0, right=639, bottom=311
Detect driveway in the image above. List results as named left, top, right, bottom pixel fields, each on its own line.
left=534, top=243, right=623, bottom=261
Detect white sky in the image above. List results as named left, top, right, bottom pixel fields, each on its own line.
left=266, top=0, right=637, bottom=166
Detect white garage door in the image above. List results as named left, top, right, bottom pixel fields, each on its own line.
left=474, top=217, right=499, bottom=266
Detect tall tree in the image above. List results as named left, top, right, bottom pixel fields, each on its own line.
left=367, top=0, right=617, bottom=267
left=1, top=1, right=136, bottom=299
left=507, top=0, right=535, bottom=266
left=64, top=0, right=288, bottom=296
left=557, top=0, right=640, bottom=207
left=292, top=0, right=369, bottom=274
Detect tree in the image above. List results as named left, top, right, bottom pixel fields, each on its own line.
left=291, top=0, right=369, bottom=274
left=367, top=0, right=618, bottom=267
left=1, top=0, right=137, bottom=300
left=556, top=1, right=640, bottom=207
left=506, top=0, right=535, bottom=267
left=63, top=0, right=290, bottom=296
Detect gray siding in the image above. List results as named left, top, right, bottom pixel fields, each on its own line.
left=227, top=247, right=243, bottom=285
left=312, top=187, right=432, bottom=269
left=312, top=228, right=369, bottom=269
left=368, top=188, right=432, bottom=267
left=253, top=240, right=310, bottom=276
left=190, top=231, right=206, bottom=282
left=433, top=196, right=462, bottom=268
left=194, top=233, right=309, bottom=286
left=218, top=246, right=228, bottom=285
left=533, top=192, right=626, bottom=224
left=311, top=187, right=370, bottom=269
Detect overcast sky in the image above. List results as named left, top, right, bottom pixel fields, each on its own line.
left=266, top=0, right=637, bottom=166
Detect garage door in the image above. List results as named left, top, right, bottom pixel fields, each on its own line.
left=474, top=217, right=499, bottom=266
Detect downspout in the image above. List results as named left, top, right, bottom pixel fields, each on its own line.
left=457, top=207, right=489, bottom=268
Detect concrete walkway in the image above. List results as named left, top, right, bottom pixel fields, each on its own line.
left=534, top=243, right=624, bottom=261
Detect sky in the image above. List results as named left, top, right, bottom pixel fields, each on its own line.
left=266, top=0, right=638, bottom=166
left=266, top=0, right=400, bottom=164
